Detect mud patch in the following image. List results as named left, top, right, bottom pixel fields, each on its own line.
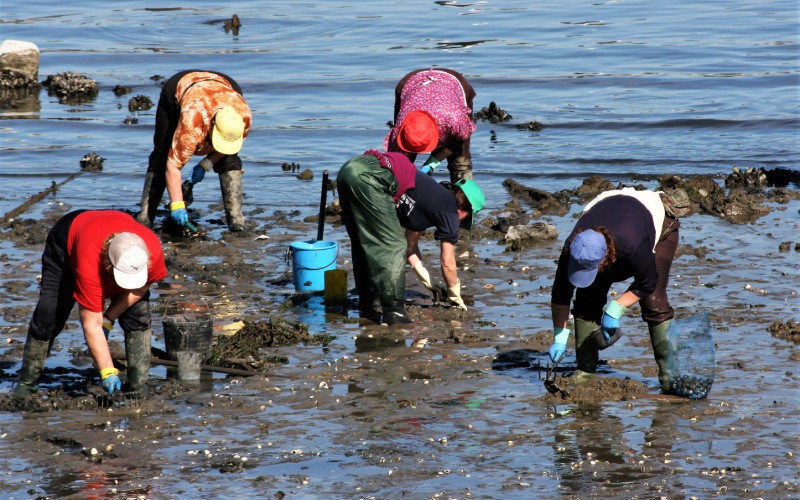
left=767, top=320, right=800, bottom=344
left=208, top=318, right=332, bottom=370
left=541, top=373, right=650, bottom=403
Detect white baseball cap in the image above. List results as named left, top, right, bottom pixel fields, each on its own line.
left=108, top=232, right=149, bottom=289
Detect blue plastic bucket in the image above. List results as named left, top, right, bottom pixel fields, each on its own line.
left=289, top=240, right=338, bottom=292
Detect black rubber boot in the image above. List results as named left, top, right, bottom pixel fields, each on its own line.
left=136, top=171, right=165, bottom=227
left=381, top=300, right=411, bottom=326
left=219, top=170, right=245, bottom=231
left=13, top=333, right=51, bottom=397
left=649, top=320, right=673, bottom=392
left=575, top=318, right=599, bottom=374
left=358, top=294, right=381, bottom=323
left=124, top=329, right=152, bottom=394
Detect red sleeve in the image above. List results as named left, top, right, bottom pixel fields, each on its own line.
left=68, top=211, right=167, bottom=312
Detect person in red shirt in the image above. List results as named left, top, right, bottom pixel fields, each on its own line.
left=135, top=70, right=252, bottom=232
left=14, top=210, right=168, bottom=397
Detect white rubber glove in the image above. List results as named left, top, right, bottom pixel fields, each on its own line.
left=412, top=261, right=435, bottom=291
left=447, top=280, right=468, bottom=311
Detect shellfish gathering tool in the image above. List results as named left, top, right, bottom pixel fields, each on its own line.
left=184, top=221, right=207, bottom=238
left=94, top=391, right=143, bottom=410
left=539, top=360, right=570, bottom=398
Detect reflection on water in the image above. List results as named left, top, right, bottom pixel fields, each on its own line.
left=0, top=87, right=41, bottom=115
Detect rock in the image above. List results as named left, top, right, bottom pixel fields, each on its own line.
left=79, top=152, right=105, bottom=172
left=504, top=222, right=558, bottom=251
left=491, top=211, right=530, bottom=233
left=224, top=14, right=241, bottom=35
left=41, top=72, right=98, bottom=104
left=516, top=121, right=543, bottom=131
left=0, top=40, right=39, bottom=83
left=113, top=84, right=132, bottom=96
left=475, top=101, right=511, bottom=122
left=574, top=175, right=614, bottom=200
left=502, top=178, right=570, bottom=215
left=725, top=166, right=768, bottom=191
left=127, top=94, right=153, bottom=112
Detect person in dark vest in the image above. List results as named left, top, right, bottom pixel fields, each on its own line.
left=548, top=188, right=686, bottom=391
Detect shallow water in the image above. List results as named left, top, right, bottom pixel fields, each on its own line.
left=1, top=1, right=799, bottom=498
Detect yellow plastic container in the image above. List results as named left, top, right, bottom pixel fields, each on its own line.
left=324, top=269, right=347, bottom=301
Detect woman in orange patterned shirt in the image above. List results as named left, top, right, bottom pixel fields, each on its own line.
left=135, top=70, right=252, bottom=231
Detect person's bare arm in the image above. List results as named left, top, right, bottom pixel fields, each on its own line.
left=165, top=158, right=185, bottom=205
left=406, top=229, right=423, bottom=266
left=439, top=240, right=458, bottom=287
left=79, top=306, right=114, bottom=372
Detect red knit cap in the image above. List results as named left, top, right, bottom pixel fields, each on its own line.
left=396, top=110, right=439, bottom=153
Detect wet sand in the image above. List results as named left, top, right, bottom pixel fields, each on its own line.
left=0, top=173, right=798, bottom=498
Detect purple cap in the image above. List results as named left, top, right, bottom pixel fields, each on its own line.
left=567, top=229, right=607, bottom=288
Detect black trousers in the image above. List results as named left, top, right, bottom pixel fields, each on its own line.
left=28, top=210, right=152, bottom=342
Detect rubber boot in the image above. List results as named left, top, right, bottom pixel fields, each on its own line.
left=648, top=320, right=673, bottom=392
left=574, top=318, right=599, bottom=374
left=448, top=156, right=472, bottom=183
left=135, top=171, right=163, bottom=227
left=124, top=329, right=152, bottom=394
left=381, top=300, right=411, bottom=326
left=358, top=294, right=381, bottom=324
left=13, top=333, right=51, bottom=397
left=219, top=170, right=245, bottom=231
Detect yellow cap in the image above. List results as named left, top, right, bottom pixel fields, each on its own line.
left=211, top=106, right=245, bottom=155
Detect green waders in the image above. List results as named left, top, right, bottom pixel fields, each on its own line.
left=124, top=329, right=152, bottom=394
left=337, top=155, right=409, bottom=323
left=648, top=320, right=672, bottom=392
left=574, top=318, right=600, bottom=373
left=14, top=332, right=52, bottom=397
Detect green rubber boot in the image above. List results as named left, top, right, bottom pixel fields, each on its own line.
left=649, top=320, right=673, bottom=392
left=575, top=318, right=599, bottom=374
left=219, top=170, right=245, bottom=232
left=124, top=329, right=152, bottom=394
left=13, top=333, right=51, bottom=397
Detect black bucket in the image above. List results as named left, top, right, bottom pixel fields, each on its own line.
left=162, top=301, right=213, bottom=361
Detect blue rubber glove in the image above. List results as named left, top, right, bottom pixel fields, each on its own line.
left=190, top=158, right=214, bottom=184
left=169, top=201, right=189, bottom=226
left=100, top=368, right=122, bottom=394
left=190, top=165, right=206, bottom=184
left=601, top=300, right=627, bottom=338
left=549, top=327, right=570, bottom=363
left=420, top=154, right=441, bottom=175
left=102, top=316, right=114, bottom=340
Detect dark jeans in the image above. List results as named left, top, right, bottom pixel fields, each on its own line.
left=573, top=217, right=680, bottom=326
left=28, top=210, right=152, bottom=342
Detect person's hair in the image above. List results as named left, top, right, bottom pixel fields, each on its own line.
left=101, top=234, right=115, bottom=273
left=592, top=225, right=616, bottom=272
left=440, top=181, right=472, bottom=213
